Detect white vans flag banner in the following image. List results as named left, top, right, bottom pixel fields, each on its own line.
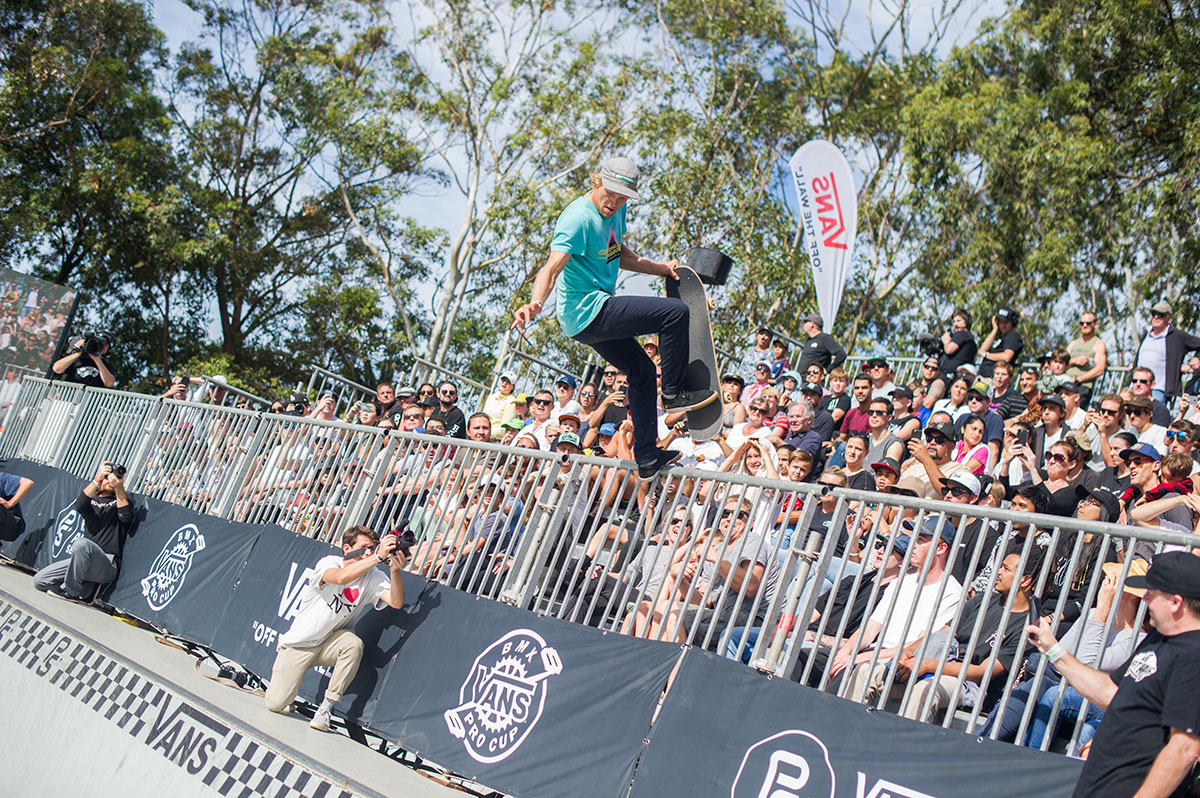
left=789, top=140, right=857, bottom=327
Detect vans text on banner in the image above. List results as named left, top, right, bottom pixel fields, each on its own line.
left=790, top=140, right=857, bottom=328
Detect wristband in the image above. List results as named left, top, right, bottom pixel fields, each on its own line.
left=1045, top=642, right=1067, bottom=663
left=376, top=553, right=387, bottom=564
left=94, top=477, right=104, bottom=485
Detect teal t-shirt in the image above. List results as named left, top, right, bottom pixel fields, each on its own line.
left=550, top=194, right=626, bottom=337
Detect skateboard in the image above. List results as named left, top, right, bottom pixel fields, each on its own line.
left=665, top=263, right=723, bottom=441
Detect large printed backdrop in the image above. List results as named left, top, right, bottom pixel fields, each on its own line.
left=0, top=460, right=1082, bottom=798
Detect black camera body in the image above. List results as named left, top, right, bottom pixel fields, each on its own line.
left=916, top=332, right=943, bottom=358
left=80, top=330, right=113, bottom=357
left=110, top=463, right=127, bottom=479
left=388, top=525, right=418, bottom=557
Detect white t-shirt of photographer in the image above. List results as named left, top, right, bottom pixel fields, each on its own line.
left=279, top=555, right=389, bottom=648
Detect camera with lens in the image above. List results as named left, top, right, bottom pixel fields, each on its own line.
left=77, top=330, right=114, bottom=357
left=387, top=524, right=417, bottom=557
left=916, top=332, right=943, bottom=358
left=110, top=463, right=127, bottom=479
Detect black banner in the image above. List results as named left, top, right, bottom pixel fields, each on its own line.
left=207, top=522, right=338, bottom=681
left=630, top=649, right=1083, bottom=798
left=366, top=584, right=682, bottom=798
left=0, top=459, right=90, bottom=568
left=105, top=498, right=258, bottom=649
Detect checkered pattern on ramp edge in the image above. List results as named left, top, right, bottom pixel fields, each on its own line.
left=0, top=598, right=354, bottom=798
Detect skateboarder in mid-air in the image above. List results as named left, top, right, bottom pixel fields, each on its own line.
left=512, top=156, right=717, bottom=481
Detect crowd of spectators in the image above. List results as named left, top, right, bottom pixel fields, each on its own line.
left=32, top=297, right=1200, bottom=757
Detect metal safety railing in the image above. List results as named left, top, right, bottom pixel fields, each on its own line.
left=305, top=365, right=376, bottom=418
left=1, top=373, right=1194, bottom=756
left=406, top=357, right=489, bottom=412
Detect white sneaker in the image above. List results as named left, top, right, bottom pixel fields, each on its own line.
left=309, top=705, right=332, bottom=732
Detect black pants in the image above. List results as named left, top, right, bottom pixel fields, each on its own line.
left=573, top=295, right=689, bottom=464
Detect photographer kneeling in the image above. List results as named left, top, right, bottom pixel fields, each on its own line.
left=52, top=330, right=116, bottom=389
left=264, top=525, right=410, bottom=732
left=33, top=462, right=133, bottom=601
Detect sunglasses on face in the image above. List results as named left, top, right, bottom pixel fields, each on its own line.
left=1127, top=456, right=1152, bottom=467
left=604, top=370, right=617, bottom=376
left=1127, top=407, right=1149, bottom=416
left=532, top=398, right=552, bottom=406
left=1131, top=378, right=1151, bottom=385
left=925, top=434, right=948, bottom=444
left=1047, top=452, right=1069, bottom=464
left=580, top=391, right=596, bottom=397
left=1166, top=430, right=1191, bottom=442
left=749, top=407, right=766, bottom=415
left=867, top=409, right=889, bottom=417
left=721, top=510, right=749, bottom=521
left=923, top=363, right=938, bottom=370
left=942, top=485, right=973, bottom=498
left=1079, top=319, right=1095, bottom=326
left=403, top=413, right=423, bottom=421
left=419, top=390, right=434, bottom=396
left=1099, top=407, right=1121, bottom=415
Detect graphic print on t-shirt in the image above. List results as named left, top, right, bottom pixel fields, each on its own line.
left=1126, top=650, right=1157, bottom=682
left=329, top=585, right=362, bottom=615
left=603, top=228, right=620, bottom=263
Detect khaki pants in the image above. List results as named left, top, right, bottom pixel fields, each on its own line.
left=846, top=661, right=965, bottom=722
left=264, top=629, right=364, bottom=713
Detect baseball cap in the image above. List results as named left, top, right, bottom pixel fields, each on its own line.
left=1056, top=380, right=1081, bottom=394
left=554, top=432, right=582, bottom=450
left=558, top=413, right=580, bottom=425
left=501, top=417, right=526, bottom=431
left=598, top=422, right=618, bottom=436
left=1123, top=395, right=1153, bottom=411
left=865, top=356, right=889, bottom=368
left=781, top=370, right=803, bottom=385
left=803, top=312, right=824, bottom=327
left=721, top=373, right=745, bottom=386
left=556, top=375, right=578, bottom=390
left=890, top=385, right=914, bottom=400
left=1126, top=552, right=1200, bottom=598
left=1149, top=300, right=1173, bottom=316
left=395, top=385, right=417, bottom=397
left=1119, top=442, right=1161, bottom=462
left=967, top=380, right=990, bottom=397
left=514, top=393, right=530, bottom=404
left=957, top=363, right=979, bottom=377
left=1101, top=559, right=1149, bottom=598
left=890, top=474, right=924, bottom=497
left=318, top=389, right=339, bottom=402
left=996, top=306, right=1019, bottom=322
left=870, top=457, right=901, bottom=477
left=1074, top=484, right=1121, bottom=523
left=599, top=156, right=640, bottom=199
left=940, top=471, right=981, bottom=497
left=914, top=516, right=957, bottom=546
left=1039, top=394, right=1066, bottom=410
left=801, top=381, right=823, bottom=395
left=878, top=533, right=910, bottom=555
left=479, top=474, right=506, bottom=491
left=924, top=421, right=958, bottom=442
left=498, top=372, right=516, bottom=384
left=755, top=361, right=772, bottom=372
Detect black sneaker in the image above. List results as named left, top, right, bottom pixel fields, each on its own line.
left=637, top=449, right=682, bottom=482
left=661, top=388, right=718, bottom=413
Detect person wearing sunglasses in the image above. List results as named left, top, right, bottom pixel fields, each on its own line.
left=1163, top=420, right=1198, bottom=473
left=510, top=156, right=717, bottom=483
left=1134, top=299, right=1200, bottom=404
left=428, top=380, right=466, bottom=439
left=1128, top=366, right=1173, bottom=426
left=1065, top=311, right=1108, bottom=399
left=1124, top=395, right=1168, bottom=452
left=900, top=421, right=967, bottom=500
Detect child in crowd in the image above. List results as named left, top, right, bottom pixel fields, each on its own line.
left=769, top=339, right=790, bottom=385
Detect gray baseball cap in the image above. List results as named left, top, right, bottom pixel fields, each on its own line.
left=600, top=157, right=641, bottom=200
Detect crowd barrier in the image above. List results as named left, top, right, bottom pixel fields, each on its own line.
left=305, top=364, right=377, bottom=417
left=1, top=460, right=1084, bottom=798
left=0, top=375, right=1194, bottom=761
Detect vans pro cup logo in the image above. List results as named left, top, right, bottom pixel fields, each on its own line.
left=732, top=730, right=836, bottom=798
left=444, top=629, right=562, bottom=763
left=50, top=502, right=85, bottom=559
left=141, top=524, right=206, bottom=611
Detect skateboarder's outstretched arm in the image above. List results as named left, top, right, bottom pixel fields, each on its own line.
left=618, top=244, right=679, bottom=279
left=512, top=251, right=571, bottom=330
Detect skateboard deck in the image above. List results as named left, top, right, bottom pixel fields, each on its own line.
left=665, top=264, right=723, bottom=441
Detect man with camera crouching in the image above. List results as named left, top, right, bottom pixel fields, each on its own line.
left=34, top=462, right=134, bottom=601
left=51, top=330, right=116, bottom=388
left=264, top=525, right=411, bottom=732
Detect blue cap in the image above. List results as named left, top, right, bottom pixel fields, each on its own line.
left=555, top=375, right=578, bottom=390
left=914, top=516, right=957, bottom=546
left=1120, top=442, right=1161, bottom=462
left=598, top=422, right=618, bottom=436
left=880, top=533, right=911, bottom=555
